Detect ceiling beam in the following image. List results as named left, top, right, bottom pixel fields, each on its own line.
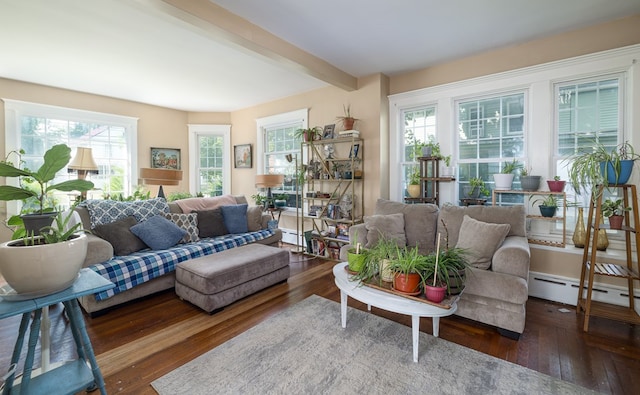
left=136, top=0, right=357, bottom=91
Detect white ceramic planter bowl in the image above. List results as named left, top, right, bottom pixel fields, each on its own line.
left=0, top=233, right=88, bottom=296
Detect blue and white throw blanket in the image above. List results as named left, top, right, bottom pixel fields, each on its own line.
left=90, top=229, right=276, bottom=301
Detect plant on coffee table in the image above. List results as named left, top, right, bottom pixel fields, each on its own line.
left=388, top=245, right=428, bottom=294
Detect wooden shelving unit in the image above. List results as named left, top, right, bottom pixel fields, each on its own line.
left=405, top=157, right=455, bottom=205
left=492, top=189, right=566, bottom=248
left=577, top=184, right=640, bottom=331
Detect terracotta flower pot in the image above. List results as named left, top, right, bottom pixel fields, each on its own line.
left=393, top=273, right=421, bottom=293
left=425, top=283, right=447, bottom=303
left=608, top=215, right=624, bottom=230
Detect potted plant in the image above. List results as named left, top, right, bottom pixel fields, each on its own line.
left=0, top=206, right=89, bottom=296
left=0, top=144, right=95, bottom=236
left=295, top=127, right=322, bottom=142
left=493, top=159, right=522, bottom=190
left=520, top=167, right=541, bottom=191
left=336, top=104, right=357, bottom=130
left=531, top=194, right=559, bottom=217
left=566, top=141, right=640, bottom=197
left=547, top=175, right=566, bottom=192
left=388, top=245, right=427, bottom=294
left=347, top=239, right=368, bottom=273
left=601, top=198, right=631, bottom=229
left=366, top=235, right=400, bottom=283
left=274, top=193, right=288, bottom=208
left=407, top=166, right=421, bottom=198
left=463, top=177, right=490, bottom=199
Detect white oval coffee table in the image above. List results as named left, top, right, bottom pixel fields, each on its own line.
left=333, top=262, right=458, bottom=362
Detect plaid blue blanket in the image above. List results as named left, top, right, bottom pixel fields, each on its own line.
left=90, top=229, right=276, bottom=301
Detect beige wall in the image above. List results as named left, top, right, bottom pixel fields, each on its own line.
left=391, top=14, right=640, bottom=94
left=0, top=77, right=195, bottom=241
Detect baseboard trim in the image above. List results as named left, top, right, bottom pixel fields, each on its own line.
left=528, top=271, right=640, bottom=314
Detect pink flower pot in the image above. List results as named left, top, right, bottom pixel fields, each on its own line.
left=425, top=284, right=447, bottom=303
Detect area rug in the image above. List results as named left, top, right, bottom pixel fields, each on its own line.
left=152, top=295, right=593, bottom=395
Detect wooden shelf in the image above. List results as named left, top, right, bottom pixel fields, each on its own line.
left=577, top=300, right=640, bottom=326
left=528, top=238, right=565, bottom=248
left=585, top=261, right=640, bottom=279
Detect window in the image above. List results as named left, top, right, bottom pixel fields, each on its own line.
left=3, top=100, right=137, bottom=215
left=256, top=109, right=308, bottom=209
left=400, top=107, right=436, bottom=193
left=457, top=92, right=525, bottom=202
left=188, top=124, right=231, bottom=197
left=554, top=75, right=623, bottom=197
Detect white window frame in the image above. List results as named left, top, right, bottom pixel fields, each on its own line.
left=3, top=99, right=138, bottom=216
left=389, top=45, right=640, bottom=250
left=188, top=124, right=231, bottom=196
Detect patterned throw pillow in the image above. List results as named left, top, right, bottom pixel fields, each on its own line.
left=83, top=198, right=170, bottom=228
left=165, top=213, right=199, bottom=243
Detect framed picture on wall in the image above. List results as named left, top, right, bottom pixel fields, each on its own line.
left=151, top=147, right=181, bottom=170
left=234, top=144, right=252, bottom=168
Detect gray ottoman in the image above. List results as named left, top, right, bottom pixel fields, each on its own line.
left=175, top=244, right=290, bottom=313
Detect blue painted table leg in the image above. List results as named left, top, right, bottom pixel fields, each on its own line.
left=19, top=308, right=43, bottom=392
left=63, top=299, right=107, bottom=395
left=2, top=313, right=31, bottom=395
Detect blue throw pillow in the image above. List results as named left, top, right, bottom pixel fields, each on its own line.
left=220, top=204, right=249, bottom=234
left=130, top=215, right=187, bottom=250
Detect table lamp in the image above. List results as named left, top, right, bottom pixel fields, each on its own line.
left=68, top=147, right=99, bottom=199
left=140, top=168, right=183, bottom=199
left=255, top=174, right=284, bottom=208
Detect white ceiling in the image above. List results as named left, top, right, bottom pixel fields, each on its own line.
left=1, top=0, right=639, bottom=112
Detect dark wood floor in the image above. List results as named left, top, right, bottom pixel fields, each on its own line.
left=1, top=250, right=639, bottom=394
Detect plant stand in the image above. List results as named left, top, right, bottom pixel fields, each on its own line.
left=404, top=157, right=455, bottom=205
left=577, top=184, right=640, bottom=332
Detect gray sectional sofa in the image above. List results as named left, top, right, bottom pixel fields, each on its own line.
left=76, top=195, right=283, bottom=315
left=340, top=199, right=530, bottom=338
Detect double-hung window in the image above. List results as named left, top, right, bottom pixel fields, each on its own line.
left=3, top=100, right=137, bottom=215
left=188, top=124, right=231, bottom=197
left=457, top=92, right=526, bottom=202
left=256, top=109, right=308, bottom=208
left=400, top=106, right=436, bottom=193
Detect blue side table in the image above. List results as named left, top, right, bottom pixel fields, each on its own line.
left=0, top=269, right=114, bottom=395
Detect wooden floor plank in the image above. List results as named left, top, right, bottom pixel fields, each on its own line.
left=1, top=250, right=639, bottom=394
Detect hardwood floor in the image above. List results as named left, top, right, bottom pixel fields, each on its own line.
left=1, top=250, right=639, bottom=394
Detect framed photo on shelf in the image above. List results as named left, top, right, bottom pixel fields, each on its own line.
left=322, top=124, right=335, bottom=139
left=151, top=147, right=181, bottom=170
left=349, top=143, right=360, bottom=158
left=234, top=144, right=252, bottom=168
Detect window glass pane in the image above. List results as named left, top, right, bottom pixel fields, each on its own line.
left=400, top=106, right=436, bottom=193
left=197, top=135, right=224, bottom=196
left=456, top=92, right=526, bottom=202
left=263, top=124, right=302, bottom=207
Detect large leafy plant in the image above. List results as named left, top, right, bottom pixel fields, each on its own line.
left=0, top=144, right=94, bottom=215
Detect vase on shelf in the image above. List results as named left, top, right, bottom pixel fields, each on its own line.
left=596, top=214, right=609, bottom=251
left=572, top=207, right=586, bottom=248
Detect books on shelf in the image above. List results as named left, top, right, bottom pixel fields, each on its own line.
left=338, top=129, right=360, bottom=138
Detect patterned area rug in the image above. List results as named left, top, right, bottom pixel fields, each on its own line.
left=152, top=295, right=594, bottom=395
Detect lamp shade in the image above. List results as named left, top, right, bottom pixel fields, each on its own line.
left=255, top=174, right=284, bottom=188
left=68, top=147, right=98, bottom=172
left=139, top=168, right=183, bottom=186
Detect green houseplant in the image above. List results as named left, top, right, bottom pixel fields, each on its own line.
left=407, top=166, right=421, bottom=198
left=336, top=104, right=357, bottom=130
left=493, top=159, right=522, bottom=190
left=295, top=127, right=322, bottom=142
left=530, top=194, right=559, bottom=217
left=520, top=167, right=541, bottom=191
left=601, top=198, right=631, bottom=229
left=388, top=245, right=428, bottom=294
left=464, top=177, right=489, bottom=199
left=566, top=141, right=640, bottom=198
left=547, top=175, right=566, bottom=192
left=0, top=144, right=94, bottom=236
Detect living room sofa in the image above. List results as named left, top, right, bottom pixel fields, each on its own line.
left=340, top=199, right=530, bottom=338
left=75, top=195, right=282, bottom=315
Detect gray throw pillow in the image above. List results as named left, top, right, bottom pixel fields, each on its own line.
left=455, top=215, right=510, bottom=270
left=130, top=215, right=187, bottom=250
left=92, top=216, right=147, bottom=256
left=364, top=212, right=407, bottom=248
left=194, top=208, right=228, bottom=238
left=165, top=213, right=199, bottom=243
left=246, top=206, right=264, bottom=232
